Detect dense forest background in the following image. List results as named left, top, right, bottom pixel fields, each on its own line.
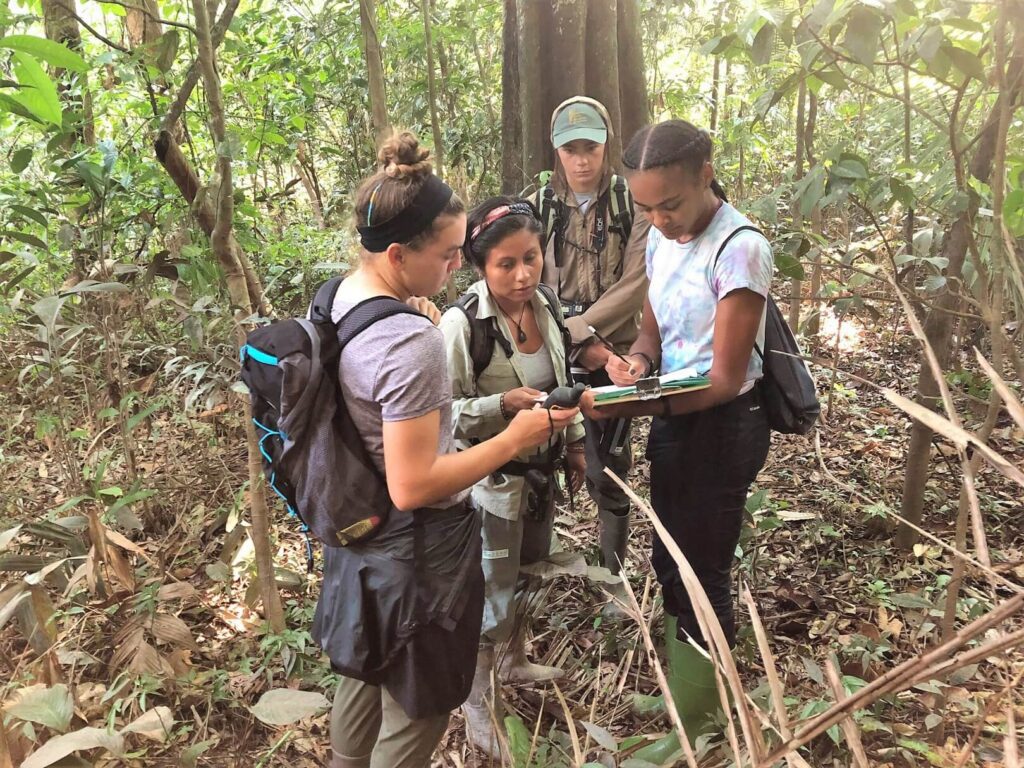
left=1, top=0, right=1022, bottom=765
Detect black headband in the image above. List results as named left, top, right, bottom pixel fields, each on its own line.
left=357, top=174, right=454, bottom=252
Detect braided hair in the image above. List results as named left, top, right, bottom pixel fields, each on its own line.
left=623, top=120, right=728, bottom=202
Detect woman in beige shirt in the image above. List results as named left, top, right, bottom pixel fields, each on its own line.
left=439, top=197, right=586, bottom=759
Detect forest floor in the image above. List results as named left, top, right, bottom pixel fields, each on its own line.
left=2, top=301, right=1023, bottom=768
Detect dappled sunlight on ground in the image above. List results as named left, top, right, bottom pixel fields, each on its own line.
left=817, top=305, right=867, bottom=355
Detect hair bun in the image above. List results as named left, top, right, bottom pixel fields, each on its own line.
left=378, top=131, right=433, bottom=181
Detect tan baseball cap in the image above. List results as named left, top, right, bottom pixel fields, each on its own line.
left=551, top=98, right=610, bottom=147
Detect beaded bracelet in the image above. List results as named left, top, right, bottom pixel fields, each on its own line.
left=499, top=392, right=512, bottom=420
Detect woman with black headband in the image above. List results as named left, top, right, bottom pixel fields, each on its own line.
left=314, top=133, right=579, bottom=768
left=439, top=197, right=586, bottom=758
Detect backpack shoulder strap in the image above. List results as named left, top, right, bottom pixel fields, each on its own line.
left=713, top=225, right=768, bottom=358
left=452, top=292, right=514, bottom=381
left=609, top=174, right=634, bottom=243
left=536, top=283, right=564, bottom=329
left=712, top=225, right=765, bottom=270
left=538, top=185, right=558, bottom=250
left=335, top=296, right=421, bottom=351
left=309, top=276, right=345, bottom=324
left=536, top=282, right=575, bottom=385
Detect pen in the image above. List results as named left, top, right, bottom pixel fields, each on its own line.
left=587, top=325, right=638, bottom=374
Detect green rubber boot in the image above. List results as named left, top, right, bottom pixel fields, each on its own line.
left=633, top=614, right=721, bottom=764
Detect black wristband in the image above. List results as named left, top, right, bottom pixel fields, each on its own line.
left=635, top=352, right=657, bottom=376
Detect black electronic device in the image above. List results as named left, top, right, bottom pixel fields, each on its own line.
left=542, top=382, right=587, bottom=410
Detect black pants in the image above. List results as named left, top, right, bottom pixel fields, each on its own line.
left=646, top=387, right=770, bottom=648
left=578, top=369, right=633, bottom=515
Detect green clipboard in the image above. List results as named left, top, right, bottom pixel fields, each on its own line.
left=591, top=368, right=710, bottom=406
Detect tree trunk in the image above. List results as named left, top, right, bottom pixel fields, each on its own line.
left=516, top=0, right=551, bottom=184
left=126, top=0, right=163, bottom=47
left=296, top=140, right=326, bottom=229
left=896, top=18, right=1024, bottom=549
left=709, top=4, right=723, bottom=133
left=359, top=0, right=390, bottom=144
left=788, top=78, right=807, bottom=334
left=421, top=0, right=444, bottom=179
left=585, top=0, right=622, bottom=167
left=41, top=0, right=95, bottom=147
left=501, top=0, right=523, bottom=193
left=617, top=0, right=649, bottom=146
left=189, top=0, right=284, bottom=631
left=805, top=90, right=822, bottom=337
left=509, top=0, right=646, bottom=186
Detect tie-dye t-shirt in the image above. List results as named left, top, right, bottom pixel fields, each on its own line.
left=645, top=202, right=773, bottom=385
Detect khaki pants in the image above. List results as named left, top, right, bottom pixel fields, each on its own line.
left=330, top=675, right=449, bottom=768
left=479, top=492, right=554, bottom=644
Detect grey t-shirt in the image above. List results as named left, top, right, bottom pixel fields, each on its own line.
left=332, top=296, right=467, bottom=508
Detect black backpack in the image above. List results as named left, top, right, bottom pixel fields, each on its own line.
left=239, top=278, right=420, bottom=548
left=714, top=226, right=820, bottom=435
left=452, top=282, right=572, bottom=385
left=536, top=174, right=634, bottom=266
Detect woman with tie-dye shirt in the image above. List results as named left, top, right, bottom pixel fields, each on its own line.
left=581, top=119, right=772, bottom=746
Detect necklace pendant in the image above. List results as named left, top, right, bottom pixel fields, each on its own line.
left=517, top=328, right=528, bottom=343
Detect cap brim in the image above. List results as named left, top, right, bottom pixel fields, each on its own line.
left=553, top=127, right=607, bottom=148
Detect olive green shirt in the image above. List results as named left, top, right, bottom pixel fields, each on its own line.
left=440, top=280, right=586, bottom=520
left=531, top=171, right=651, bottom=354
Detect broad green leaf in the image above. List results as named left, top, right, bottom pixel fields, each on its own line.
left=926, top=48, right=952, bottom=80
left=805, top=0, right=835, bottom=33
left=9, top=204, right=47, bottom=227
left=1, top=229, right=48, bottom=250
left=126, top=402, right=162, bottom=432
left=888, top=592, right=935, bottom=609
left=916, top=25, right=943, bottom=62
left=842, top=6, right=884, bottom=67
left=795, top=165, right=826, bottom=217
left=0, top=93, right=44, bottom=123
left=831, top=157, right=869, bottom=180
left=249, top=689, right=329, bottom=726
left=1004, top=187, right=1024, bottom=236
left=942, top=16, right=984, bottom=33
left=702, top=33, right=737, bottom=55
left=582, top=721, right=618, bottom=752
left=7, top=684, right=74, bottom=732
left=153, top=29, right=180, bottom=73
left=816, top=67, right=847, bottom=89
left=750, top=22, right=775, bottom=66
left=943, top=43, right=986, bottom=82
left=775, top=250, right=806, bottom=280
left=890, top=177, right=915, bottom=207
left=4, top=265, right=37, bottom=291
left=179, top=738, right=218, bottom=768
left=0, top=36, right=87, bottom=73
left=64, top=280, right=129, bottom=294
left=504, top=714, right=533, bottom=767
left=11, top=53, right=62, bottom=126
left=11, top=147, right=33, bottom=173
left=32, top=295, right=66, bottom=335
left=75, top=160, right=105, bottom=195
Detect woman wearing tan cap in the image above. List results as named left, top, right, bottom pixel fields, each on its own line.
left=529, top=96, right=651, bottom=619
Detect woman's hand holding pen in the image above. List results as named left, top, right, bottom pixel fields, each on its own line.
left=605, top=353, right=648, bottom=386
